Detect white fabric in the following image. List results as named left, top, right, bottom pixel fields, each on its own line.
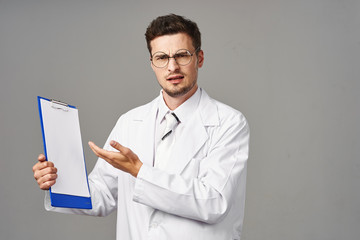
left=154, top=88, right=201, bottom=151
left=44, top=88, right=250, bottom=240
left=154, top=112, right=178, bottom=170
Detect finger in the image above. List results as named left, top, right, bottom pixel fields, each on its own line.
left=89, top=141, right=117, bottom=158
left=37, top=172, right=58, bottom=184
left=88, top=141, right=104, bottom=157
left=38, top=154, right=46, bottom=162
left=33, top=154, right=53, bottom=172
left=39, top=179, right=57, bottom=190
left=89, top=141, right=125, bottom=167
left=33, top=160, right=55, bottom=173
left=88, top=141, right=99, bottom=152
left=110, top=140, right=132, bottom=156
left=36, top=171, right=58, bottom=190
left=34, top=166, right=57, bottom=180
left=110, top=140, right=124, bottom=151
left=89, top=141, right=112, bottom=160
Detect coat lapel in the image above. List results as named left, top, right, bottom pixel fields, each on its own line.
left=130, top=98, right=159, bottom=167
left=167, top=90, right=219, bottom=175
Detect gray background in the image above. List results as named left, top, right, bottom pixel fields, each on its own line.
left=1, top=0, right=359, bottom=239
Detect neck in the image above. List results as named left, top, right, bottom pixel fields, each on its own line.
left=163, top=85, right=198, bottom=110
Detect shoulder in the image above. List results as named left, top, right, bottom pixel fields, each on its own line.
left=110, top=96, right=159, bottom=134
left=199, top=89, right=248, bottom=129
left=108, top=96, right=159, bottom=142
left=119, top=96, right=159, bottom=121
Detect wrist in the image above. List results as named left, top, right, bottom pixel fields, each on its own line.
left=132, top=161, right=143, bottom=178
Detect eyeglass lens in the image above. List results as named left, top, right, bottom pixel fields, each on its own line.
left=152, top=49, right=193, bottom=68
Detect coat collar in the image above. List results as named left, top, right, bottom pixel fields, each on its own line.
left=197, top=89, right=219, bottom=127
left=133, top=88, right=219, bottom=127
left=131, top=88, right=219, bottom=174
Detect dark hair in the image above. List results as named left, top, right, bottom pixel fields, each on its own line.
left=145, top=14, right=201, bottom=55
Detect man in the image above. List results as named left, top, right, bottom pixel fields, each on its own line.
left=33, top=14, right=250, bottom=240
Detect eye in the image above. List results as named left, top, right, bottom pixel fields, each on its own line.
left=175, top=49, right=191, bottom=58
left=154, top=54, right=168, bottom=60
left=176, top=53, right=188, bottom=58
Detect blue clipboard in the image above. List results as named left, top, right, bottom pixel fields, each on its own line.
left=38, top=96, right=92, bottom=209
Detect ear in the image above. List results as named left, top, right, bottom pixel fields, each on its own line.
left=197, top=50, right=204, bottom=68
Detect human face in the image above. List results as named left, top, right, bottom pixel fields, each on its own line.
left=150, top=33, right=204, bottom=99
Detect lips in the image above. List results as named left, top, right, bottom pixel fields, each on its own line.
left=167, top=75, right=184, bottom=81
left=166, top=75, right=184, bottom=84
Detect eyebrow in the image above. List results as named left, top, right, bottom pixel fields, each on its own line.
left=153, top=49, right=189, bottom=56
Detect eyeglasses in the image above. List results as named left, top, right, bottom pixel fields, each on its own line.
left=151, top=47, right=200, bottom=68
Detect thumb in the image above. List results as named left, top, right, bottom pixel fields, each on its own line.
left=38, top=154, right=47, bottom=162
left=110, top=140, right=122, bottom=150
left=110, top=140, right=129, bottom=154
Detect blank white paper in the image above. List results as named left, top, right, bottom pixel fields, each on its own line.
left=40, top=99, right=90, bottom=197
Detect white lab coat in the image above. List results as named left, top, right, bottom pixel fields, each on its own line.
left=45, top=89, right=250, bottom=240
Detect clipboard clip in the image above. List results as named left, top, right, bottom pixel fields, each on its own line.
left=51, top=99, right=69, bottom=112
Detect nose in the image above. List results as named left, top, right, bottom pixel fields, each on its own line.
left=167, top=57, right=180, bottom=72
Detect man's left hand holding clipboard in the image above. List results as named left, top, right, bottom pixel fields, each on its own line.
left=33, top=154, right=58, bottom=190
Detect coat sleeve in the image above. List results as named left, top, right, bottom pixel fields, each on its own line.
left=133, top=112, right=250, bottom=224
